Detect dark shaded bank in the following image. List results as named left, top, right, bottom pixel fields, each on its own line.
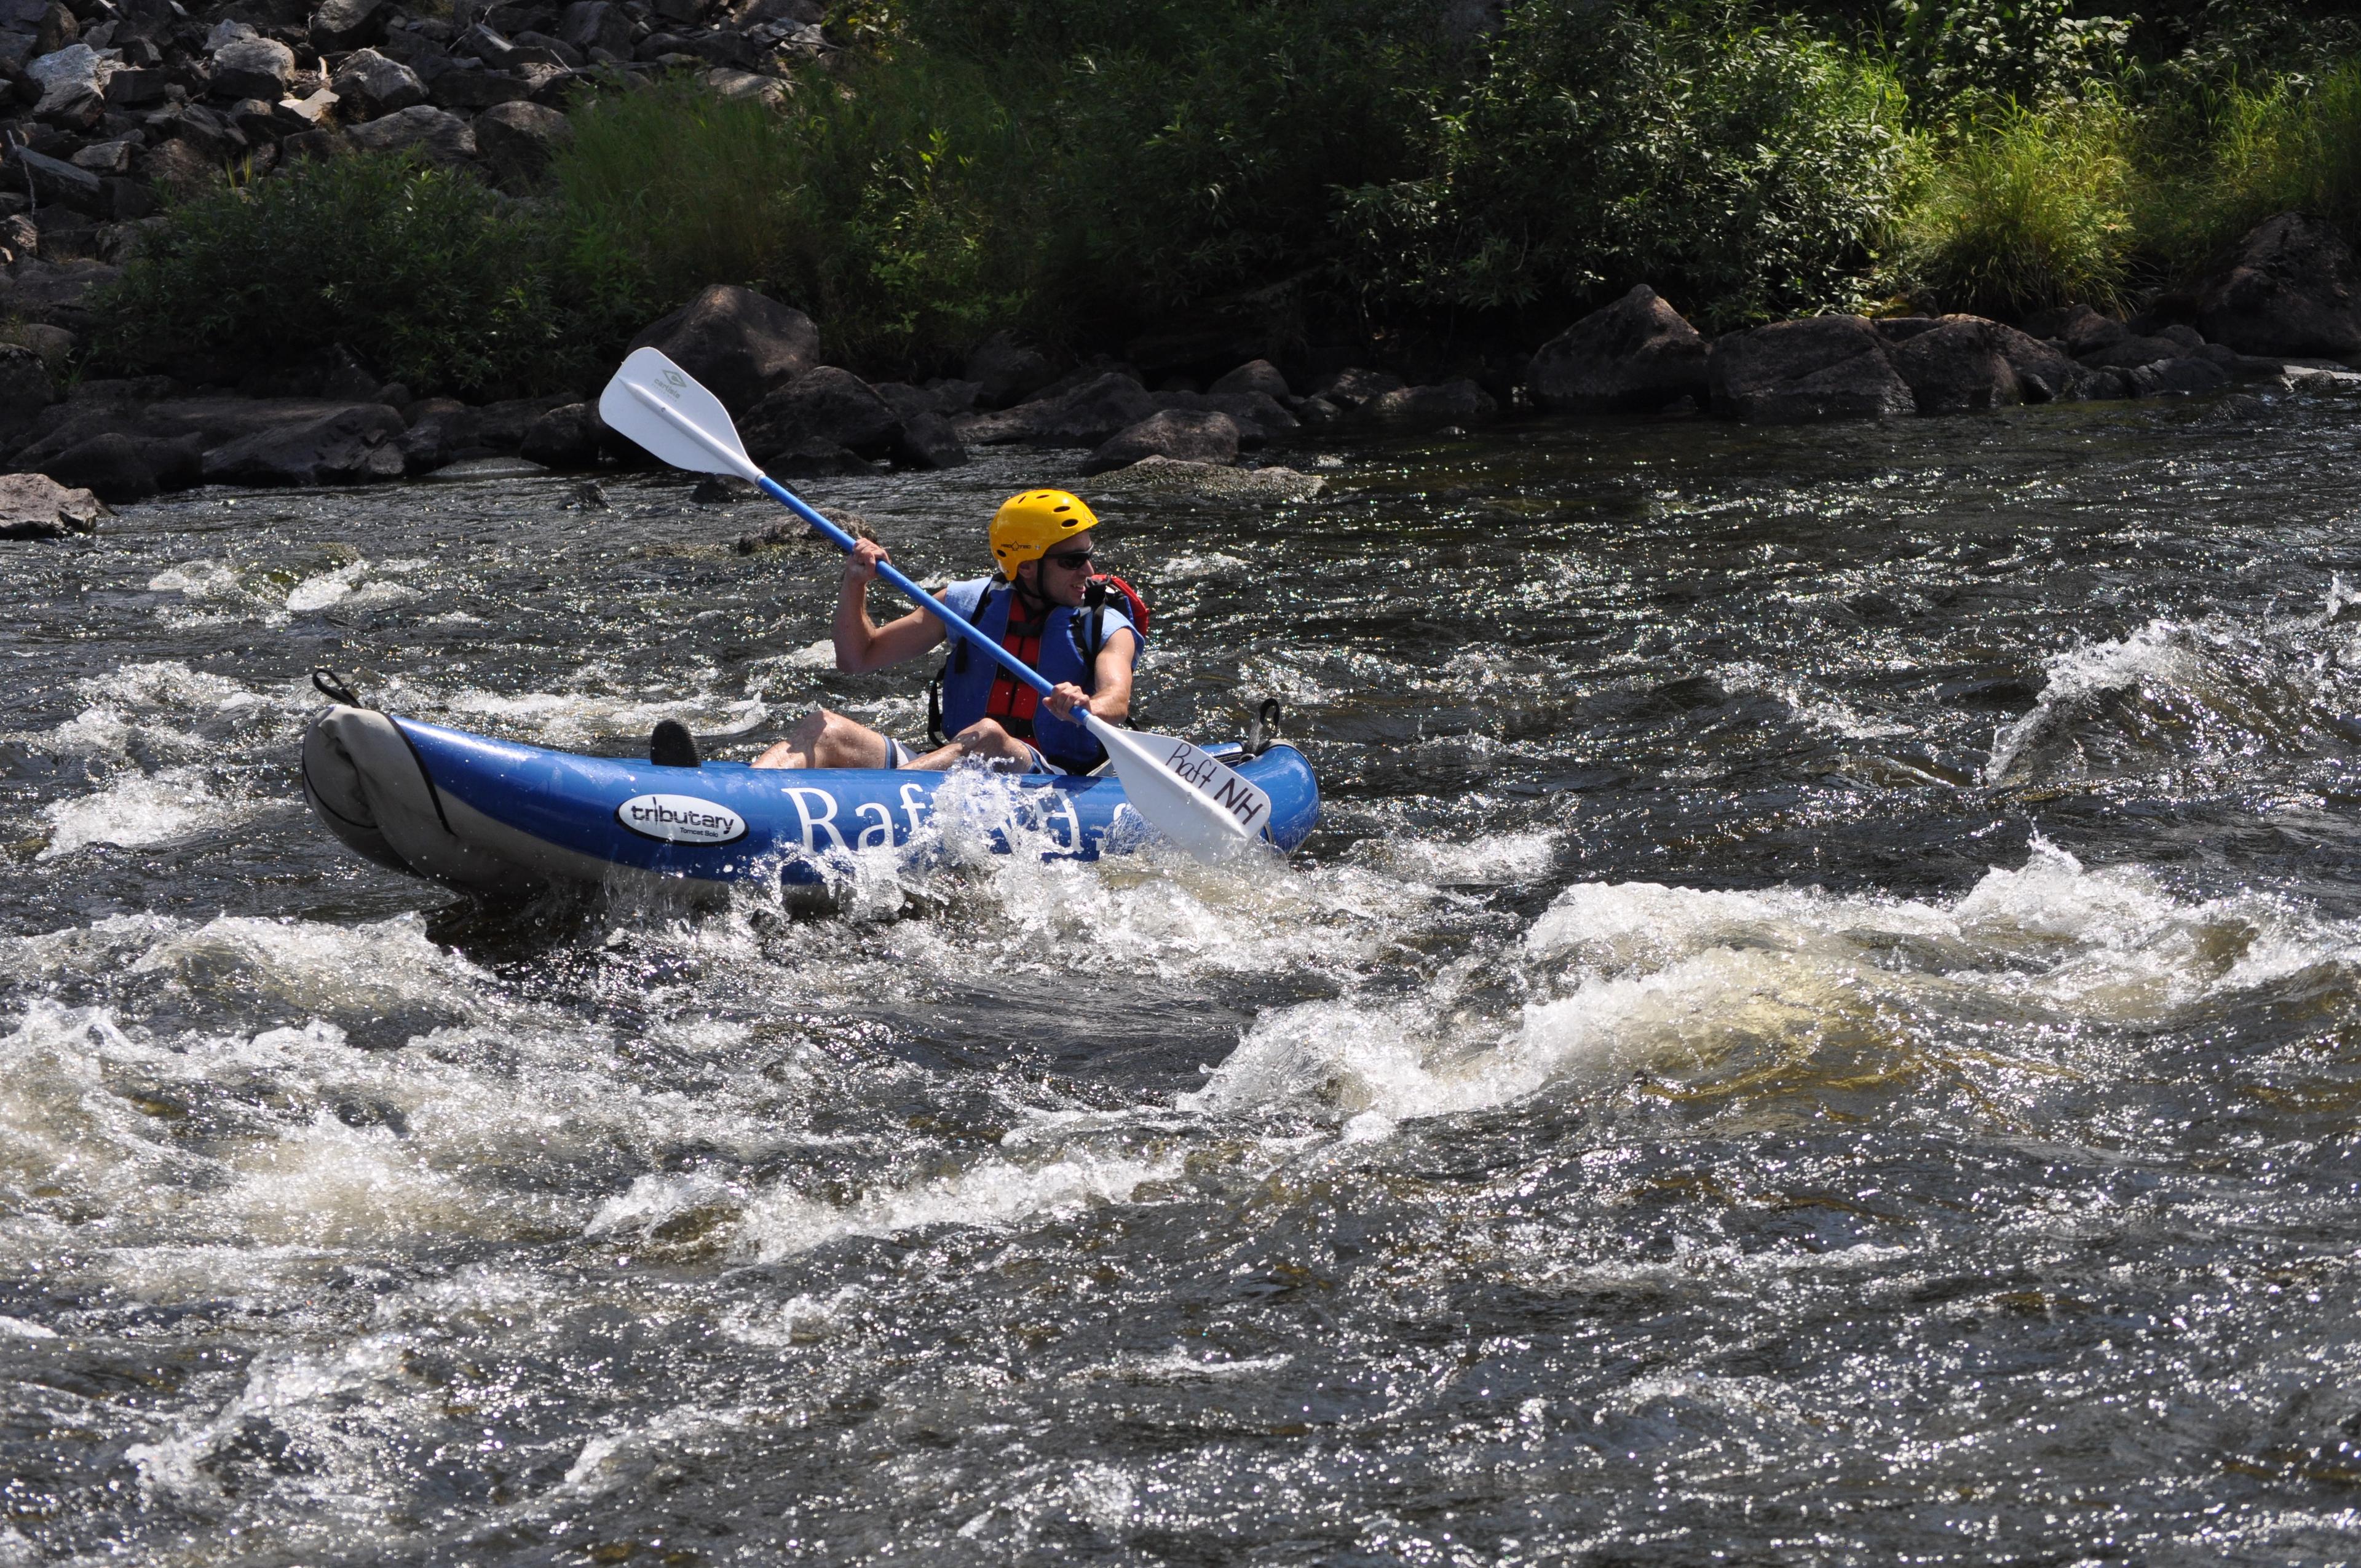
left=1, top=0, right=2360, bottom=524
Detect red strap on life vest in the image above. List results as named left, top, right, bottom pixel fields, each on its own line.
left=985, top=625, right=1042, bottom=736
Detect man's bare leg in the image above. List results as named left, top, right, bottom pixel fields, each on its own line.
left=751, top=708, right=897, bottom=769
left=902, top=718, right=1040, bottom=772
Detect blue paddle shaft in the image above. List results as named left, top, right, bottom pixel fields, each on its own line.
left=756, top=476, right=1061, bottom=703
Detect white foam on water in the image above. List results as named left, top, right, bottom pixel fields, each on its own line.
left=1717, top=659, right=1913, bottom=741
left=0, top=913, right=848, bottom=1296
left=38, top=765, right=256, bottom=857
left=127, top=911, right=499, bottom=1018
left=1066, top=1464, right=1137, bottom=1535
left=285, top=558, right=426, bottom=614
left=36, top=705, right=205, bottom=759
left=1348, top=829, right=1559, bottom=885
left=1097, top=1348, right=1294, bottom=1383
left=585, top=1171, right=743, bottom=1237
left=74, top=659, right=268, bottom=715
left=392, top=674, right=769, bottom=747
left=743, top=764, right=1432, bottom=983
left=732, top=1147, right=1185, bottom=1264
left=1164, top=550, right=1249, bottom=576
left=718, top=1286, right=866, bottom=1348
left=147, top=559, right=244, bottom=598
left=0, top=1316, right=57, bottom=1339
left=125, top=1331, right=410, bottom=1519
left=1980, top=616, right=2323, bottom=785
left=1193, top=837, right=2361, bottom=1130
left=558, top=1404, right=753, bottom=1499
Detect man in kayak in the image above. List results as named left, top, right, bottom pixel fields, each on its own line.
left=746, top=489, right=1141, bottom=775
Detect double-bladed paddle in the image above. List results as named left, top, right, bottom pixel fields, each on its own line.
left=597, top=346, right=1273, bottom=861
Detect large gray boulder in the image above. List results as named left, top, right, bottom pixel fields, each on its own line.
left=42, top=429, right=201, bottom=501
left=9, top=145, right=100, bottom=212
left=27, top=42, right=111, bottom=126
left=1706, top=315, right=1913, bottom=422
left=2078, top=333, right=2196, bottom=371
left=329, top=49, right=425, bottom=116
left=2197, top=213, right=2361, bottom=357
left=1883, top=315, right=2022, bottom=414
left=1528, top=285, right=1710, bottom=413
left=1209, top=358, right=1290, bottom=400
left=2026, top=304, right=2131, bottom=358
left=741, top=366, right=900, bottom=469
left=1990, top=323, right=2088, bottom=402
left=519, top=402, right=605, bottom=469
left=1312, top=366, right=1405, bottom=410
left=310, top=0, right=390, bottom=51
left=870, top=383, right=966, bottom=469
left=558, top=0, right=631, bottom=55
left=2127, top=357, right=2232, bottom=397
left=346, top=105, right=476, bottom=164
left=0, top=343, right=55, bottom=443
left=475, top=100, right=571, bottom=187
left=198, top=403, right=408, bottom=486
left=1155, top=388, right=1296, bottom=446
left=0, top=258, right=119, bottom=331
left=427, top=63, right=532, bottom=112
left=209, top=34, right=294, bottom=100
left=959, top=371, right=1158, bottom=446
left=0, top=470, right=105, bottom=537
left=1083, top=409, right=1240, bottom=474
left=625, top=283, right=819, bottom=414
left=1358, top=378, right=1497, bottom=428
left=963, top=332, right=1054, bottom=408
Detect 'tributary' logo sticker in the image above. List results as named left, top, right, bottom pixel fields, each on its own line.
left=615, top=793, right=748, bottom=845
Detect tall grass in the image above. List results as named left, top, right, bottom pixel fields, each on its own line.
left=1892, top=102, right=2137, bottom=317
left=2176, top=61, right=2361, bottom=260
left=554, top=77, right=804, bottom=312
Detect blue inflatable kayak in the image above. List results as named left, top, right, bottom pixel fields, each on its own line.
left=301, top=705, right=1319, bottom=901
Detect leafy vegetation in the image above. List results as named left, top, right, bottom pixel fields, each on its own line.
left=1343, top=4, right=1908, bottom=329
left=1892, top=101, right=2137, bottom=318
left=85, top=1, right=2361, bottom=394
left=93, top=152, right=639, bottom=398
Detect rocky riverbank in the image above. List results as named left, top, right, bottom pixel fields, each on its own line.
left=0, top=0, right=2356, bottom=548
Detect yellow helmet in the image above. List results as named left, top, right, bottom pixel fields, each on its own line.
left=989, top=489, right=1098, bottom=577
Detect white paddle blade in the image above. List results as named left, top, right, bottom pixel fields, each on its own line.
left=1088, top=715, right=1272, bottom=860
left=599, top=347, right=762, bottom=481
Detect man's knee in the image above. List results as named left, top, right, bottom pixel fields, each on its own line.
left=954, top=718, right=1016, bottom=753
left=754, top=707, right=859, bottom=769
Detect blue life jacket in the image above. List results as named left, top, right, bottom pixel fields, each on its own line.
left=936, top=576, right=1140, bottom=769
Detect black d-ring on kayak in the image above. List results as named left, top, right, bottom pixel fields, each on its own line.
left=312, top=668, right=365, bottom=707
left=1246, top=698, right=1283, bottom=756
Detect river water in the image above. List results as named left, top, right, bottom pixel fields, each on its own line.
left=9, top=389, right=2361, bottom=1564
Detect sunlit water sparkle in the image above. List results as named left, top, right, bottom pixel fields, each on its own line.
left=9, top=397, right=2361, bottom=1563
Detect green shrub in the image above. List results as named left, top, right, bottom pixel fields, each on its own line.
left=92, top=152, right=639, bottom=397
left=553, top=76, right=804, bottom=311
left=1887, top=0, right=2129, bottom=119
left=2170, top=60, right=2361, bottom=263
left=1891, top=100, right=2137, bottom=317
left=1339, top=2, right=1910, bottom=330
left=770, top=51, right=1045, bottom=365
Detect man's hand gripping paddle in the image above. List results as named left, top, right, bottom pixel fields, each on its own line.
left=598, top=347, right=1273, bottom=861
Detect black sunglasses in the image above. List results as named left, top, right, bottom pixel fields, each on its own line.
left=1042, top=548, right=1096, bottom=571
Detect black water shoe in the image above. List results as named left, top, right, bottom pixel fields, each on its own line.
left=650, top=720, right=700, bottom=768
